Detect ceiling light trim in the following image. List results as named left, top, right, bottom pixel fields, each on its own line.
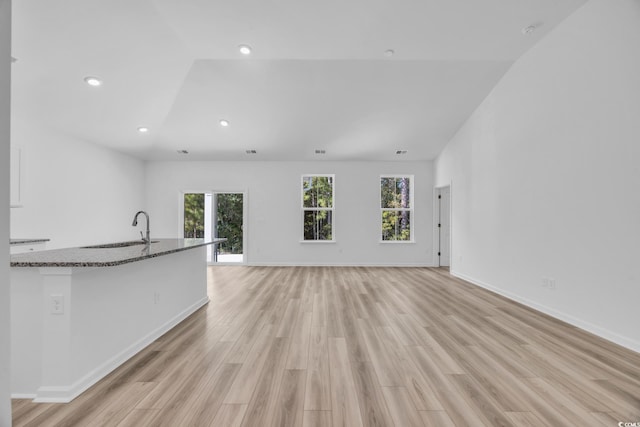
left=84, top=76, right=103, bottom=87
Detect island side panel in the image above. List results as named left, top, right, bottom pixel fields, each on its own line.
left=11, top=245, right=209, bottom=402
left=10, top=268, right=44, bottom=397
left=67, top=246, right=208, bottom=402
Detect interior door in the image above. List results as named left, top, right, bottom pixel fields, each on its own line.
left=438, top=186, right=451, bottom=267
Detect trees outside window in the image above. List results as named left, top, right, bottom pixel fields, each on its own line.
left=216, top=193, right=243, bottom=254
left=302, top=175, right=334, bottom=241
left=184, top=193, right=205, bottom=238
left=381, top=176, right=413, bottom=241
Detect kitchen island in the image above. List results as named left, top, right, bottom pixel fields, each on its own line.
left=10, top=238, right=225, bottom=402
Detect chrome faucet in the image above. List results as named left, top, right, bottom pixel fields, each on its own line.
left=132, top=211, right=150, bottom=244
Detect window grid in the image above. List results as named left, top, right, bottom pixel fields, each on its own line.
left=302, top=175, right=335, bottom=242
left=380, top=175, right=414, bottom=242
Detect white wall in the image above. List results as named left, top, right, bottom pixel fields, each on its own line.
left=146, top=160, right=434, bottom=266
left=10, top=120, right=146, bottom=249
left=1, top=0, right=12, bottom=424
left=1, top=0, right=11, bottom=423
left=435, top=0, right=640, bottom=351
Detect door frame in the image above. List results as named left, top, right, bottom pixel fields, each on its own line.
left=178, top=189, right=249, bottom=265
left=432, top=184, right=452, bottom=268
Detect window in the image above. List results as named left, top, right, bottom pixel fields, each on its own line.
left=302, top=175, right=334, bottom=241
left=183, top=193, right=205, bottom=238
left=381, top=176, right=413, bottom=241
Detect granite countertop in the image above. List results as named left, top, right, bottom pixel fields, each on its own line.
left=10, top=238, right=50, bottom=245
left=10, top=238, right=227, bottom=268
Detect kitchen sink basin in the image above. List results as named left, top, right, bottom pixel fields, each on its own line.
left=82, top=240, right=158, bottom=249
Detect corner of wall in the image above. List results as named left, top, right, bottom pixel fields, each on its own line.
left=1, top=0, right=13, bottom=424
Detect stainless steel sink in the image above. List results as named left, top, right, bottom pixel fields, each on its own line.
left=82, top=240, right=158, bottom=249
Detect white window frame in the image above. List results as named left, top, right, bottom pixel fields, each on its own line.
left=301, top=174, right=335, bottom=243
left=380, top=175, right=414, bottom=243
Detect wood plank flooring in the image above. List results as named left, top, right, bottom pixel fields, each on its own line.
left=12, top=266, right=640, bottom=426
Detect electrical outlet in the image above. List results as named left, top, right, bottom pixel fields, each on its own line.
left=51, top=295, right=64, bottom=314
left=154, top=292, right=160, bottom=304
left=549, top=278, right=556, bottom=290
left=541, top=277, right=549, bottom=288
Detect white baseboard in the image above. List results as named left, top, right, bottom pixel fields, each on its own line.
left=451, top=270, right=640, bottom=354
left=246, top=262, right=437, bottom=267
left=31, top=297, right=210, bottom=403
left=10, top=393, right=36, bottom=400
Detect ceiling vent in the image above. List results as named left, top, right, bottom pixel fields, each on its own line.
left=522, top=24, right=542, bottom=35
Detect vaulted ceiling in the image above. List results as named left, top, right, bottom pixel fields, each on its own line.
left=11, top=0, right=587, bottom=161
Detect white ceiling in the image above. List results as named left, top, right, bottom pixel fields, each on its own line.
left=10, top=0, right=587, bottom=161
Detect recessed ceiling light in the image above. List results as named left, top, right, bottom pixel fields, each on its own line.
left=84, top=76, right=102, bottom=87
left=219, top=119, right=229, bottom=127
left=137, top=127, right=149, bottom=133
left=177, top=150, right=189, bottom=154
left=395, top=150, right=408, bottom=155
left=245, top=149, right=257, bottom=154
left=315, top=149, right=326, bottom=155
left=384, top=49, right=395, bottom=57
left=521, top=24, right=541, bottom=35
left=238, top=45, right=252, bottom=55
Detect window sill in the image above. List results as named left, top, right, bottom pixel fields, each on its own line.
left=379, top=240, right=415, bottom=244
left=300, top=240, right=336, bottom=244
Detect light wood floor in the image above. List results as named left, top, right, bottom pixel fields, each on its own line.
left=12, top=267, right=640, bottom=426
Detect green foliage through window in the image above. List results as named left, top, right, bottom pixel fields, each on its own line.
left=302, top=175, right=334, bottom=241
left=184, top=193, right=205, bottom=238
left=216, top=193, right=243, bottom=254
left=381, top=177, right=412, bottom=241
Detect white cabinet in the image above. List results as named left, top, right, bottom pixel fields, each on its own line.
left=10, top=147, right=23, bottom=207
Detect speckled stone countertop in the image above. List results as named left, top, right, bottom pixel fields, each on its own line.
left=10, top=238, right=50, bottom=245
left=10, top=238, right=226, bottom=268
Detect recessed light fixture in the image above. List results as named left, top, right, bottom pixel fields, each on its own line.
left=315, top=149, right=326, bottom=155
left=384, top=49, right=395, bottom=57
left=219, top=119, right=229, bottom=127
left=396, top=150, right=408, bottom=155
left=521, top=24, right=541, bottom=35
left=177, top=150, right=189, bottom=154
left=84, top=76, right=103, bottom=87
left=238, top=45, right=252, bottom=55
left=137, top=127, right=149, bottom=133
left=245, top=149, right=257, bottom=154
